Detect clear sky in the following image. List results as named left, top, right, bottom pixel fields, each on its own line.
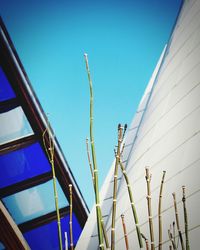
left=0, top=0, right=182, bottom=209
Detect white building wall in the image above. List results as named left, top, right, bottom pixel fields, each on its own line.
left=76, top=0, right=200, bottom=249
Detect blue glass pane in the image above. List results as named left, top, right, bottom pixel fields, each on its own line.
left=2, top=179, right=68, bottom=224
left=24, top=213, right=82, bottom=250
left=0, top=106, right=33, bottom=145
left=0, top=241, right=5, bottom=250
left=0, top=66, right=16, bottom=101
left=0, top=142, right=51, bottom=188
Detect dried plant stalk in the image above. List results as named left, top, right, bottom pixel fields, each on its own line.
left=158, top=171, right=166, bottom=250
left=172, top=193, right=185, bottom=250
left=111, top=124, right=123, bottom=250
left=69, top=184, right=74, bottom=250
left=168, top=227, right=177, bottom=250
left=86, top=138, right=110, bottom=248
left=43, top=128, right=63, bottom=250
left=182, top=186, right=190, bottom=250
left=141, top=233, right=149, bottom=250
left=145, top=167, right=155, bottom=250
left=84, top=53, right=104, bottom=250
left=119, top=160, right=143, bottom=248
left=121, top=214, right=129, bottom=250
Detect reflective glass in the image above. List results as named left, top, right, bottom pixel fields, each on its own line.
left=2, top=179, right=68, bottom=224
left=0, top=241, right=5, bottom=250
left=24, top=213, right=82, bottom=250
left=0, top=66, right=16, bottom=101
left=0, top=106, right=33, bottom=145
left=0, top=142, right=51, bottom=188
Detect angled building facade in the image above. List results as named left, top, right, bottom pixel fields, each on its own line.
left=77, top=0, right=200, bottom=249
left=0, top=18, right=89, bottom=250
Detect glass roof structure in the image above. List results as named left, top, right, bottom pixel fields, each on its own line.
left=0, top=17, right=89, bottom=249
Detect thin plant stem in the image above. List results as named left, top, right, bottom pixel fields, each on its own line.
left=121, top=214, right=129, bottom=250
left=43, top=126, right=63, bottom=250
left=172, top=221, right=176, bottom=248
left=168, top=227, right=177, bottom=250
left=84, top=53, right=104, bottom=250
left=69, top=184, right=74, bottom=250
left=182, top=186, right=190, bottom=250
left=65, top=232, right=68, bottom=250
left=86, top=138, right=110, bottom=248
left=141, top=233, right=149, bottom=250
left=111, top=124, right=123, bottom=250
left=119, top=160, right=143, bottom=248
left=172, top=193, right=185, bottom=250
left=158, top=171, right=166, bottom=250
left=145, top=167, right=155, bottom=250
left=86, top=138, right=95, bottom=184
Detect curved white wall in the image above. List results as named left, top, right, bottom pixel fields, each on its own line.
left=76, top=0, right=200, bottom=249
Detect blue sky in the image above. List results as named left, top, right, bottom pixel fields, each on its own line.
left=0, top=0, right=182, bottom=209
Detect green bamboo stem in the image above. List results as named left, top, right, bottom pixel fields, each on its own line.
left=172, top=193, right=185, bottom=250
left=69, top=184, right=74, bottom=250
left=121, top=214, right=129, bottom=250
left=158, top=171, right=166, bottom=250
left=141, top=233, right=149, bottom=250
left=42, top=127, right=63, bottom=250
left=84, top=53, right=104, bottom=250
left=86, top=138, right=110, bottom=248
left=111, top=124, right=123, bottom=250
left=182, top=186, right=190, bottom=250
left=119, top=160, right=143, bottom=248
left=145, top=167, right=155, bottom=250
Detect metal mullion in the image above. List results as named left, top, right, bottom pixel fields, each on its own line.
left=0, top=134, right=37, bottom=156
left=18, top=206, right=70, bottom=233
left=0, top=171, right=52, bottom=198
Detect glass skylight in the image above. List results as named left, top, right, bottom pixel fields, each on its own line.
left=0, top=66, right=16, bottom=101
left=0, top=142, right=51, bottom=188
left=2, top=179, right=68, bottom=224
left=0, top=241, right=5, bottom=250
left=0, top=106, right=33, bottom=145
left=24, top=213, right=82, bottom=250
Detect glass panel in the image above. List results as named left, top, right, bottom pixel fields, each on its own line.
left=0, top=66, right=16, bottom=101
left=0, top=241, right=5, bottom=250
left=0, top=142, right=51, bottom=188
left=0, top=106, right=33, bottom=145
left=2, top=180, right=68, bottom=224
left=24, top=213, right=82, bottom=250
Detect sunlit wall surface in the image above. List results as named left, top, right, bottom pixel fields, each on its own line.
left=76, top=0, right=200, bottom=249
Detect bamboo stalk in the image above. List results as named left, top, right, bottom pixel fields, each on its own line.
left=86, top=138, right=110, bottom=248
left=69, top=184, right=74, bottom=250
left=119, top=160, right=143, bottom=248
left=158, top=171, right=166, bottom=250
left=84, top=53, right=104, bottom=250
left=182, top=186, right=190, bottom=250
left=65, top=232, right=68, bottom=250
left=111, top=124, right=123, bottom=250
left=141, top=233, right=149, bottom=250
left=43, top=127, right=63, bottom=250
left=168, top=228, right=177, bottom=250
left=172, top=193, right=185, bottom=250
left=172, top=221, right=176, bottom=248
left=145, top=167, right=155, bottom=250
left=121, top=214, right=129, bottom=250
